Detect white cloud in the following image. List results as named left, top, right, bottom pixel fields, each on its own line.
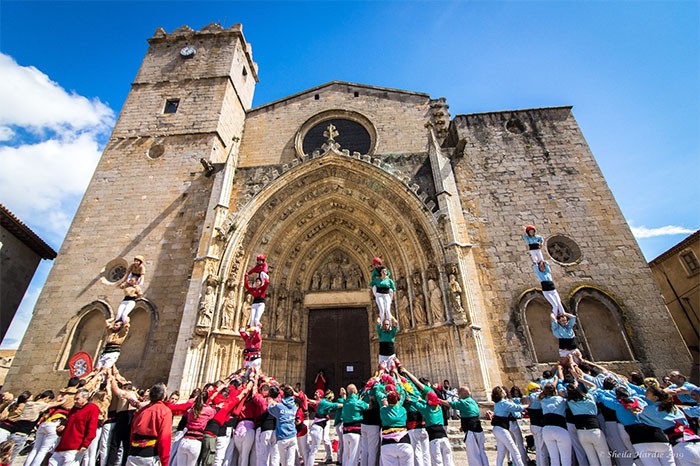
left=630, top=225, right=697, bottom=239
left=0, top=53, right=114, bottom=133
left=0, top=126, right=14, bottom=141
left=0, top=53, right=115, bottom=243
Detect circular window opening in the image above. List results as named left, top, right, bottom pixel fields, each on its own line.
left=302, top=119, right=371, bottom=155
left=546, top=235, right=582, bottom=265
left=505, top=118, right=526, bottom=134
left=147, top=144, right=165, bottom=159
left=102, top=258, right=129, bottom=284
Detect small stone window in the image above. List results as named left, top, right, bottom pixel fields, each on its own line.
left=164, top=99, right=180, bottom=114
left=680, top=250, right=700, bottom=274
left=314, top=94, right=320, bottom=100
left=505, top=118, right=526, bottom=134
left=546, top=235, right=582, bottom=265
left=147, top=143, right=165, bottom=160
left=353, top=91, right=359, bottom=97
left=103, top=258, right=129, bottom=284
left=242, top=67, right=248, bottom=79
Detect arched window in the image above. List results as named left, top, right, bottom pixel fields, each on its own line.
left=519, top=291, right=560, bottom=363
left=571, top=287, right=634, bottom=362
left=119, top=300, right=157, bottom=370
left=62, top=302, right=111, bottom=369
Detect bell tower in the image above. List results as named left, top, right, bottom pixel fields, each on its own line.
left=5, top=23, right=258, bottom=391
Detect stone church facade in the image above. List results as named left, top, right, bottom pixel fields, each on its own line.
left=6, top=24, right=691, bottom=398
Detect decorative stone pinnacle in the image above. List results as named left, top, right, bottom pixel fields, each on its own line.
left=323, top=123, right=339, bottom=143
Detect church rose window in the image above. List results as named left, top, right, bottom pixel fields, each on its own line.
left=103, top=258, right=129, bottom=284
left=546, top=235, right=582, bottom=265
left=302, top=118, right=372, bottom=155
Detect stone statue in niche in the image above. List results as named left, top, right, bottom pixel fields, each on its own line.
left=310, top=250, right=364, bottom=291
left=220, top=288, right=236, bottom=330
left=196, top=285, right=216, bottom=330
left=448, top=274, right=465, bottom=314
left=290, top=304, right=302, bottom=339
left=428, top=278, right=444, bottom=323
left=413, top=291, right=428, bottom=326
left=320, top=263, right=332, bottom=290
left=238, top=294, right=253, bottom=330
left=398, top=292, right=411, bottom=330
left=273, top=306, right=287, bottom=337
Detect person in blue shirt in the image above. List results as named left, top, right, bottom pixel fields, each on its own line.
left=534, top=260, right=566, bottom=317
left=522, top=225, right=545, bottom=264
left=539, top=384, right=571, bottom=466
left=268, top=385, right=299, bottom=466
left=550, top=311, right=582, bottom=368
left=565, top=383, right=612, bottom=466
left=491, top=386, right=526, bottom=466
left=666, top=371, right=699, bottom=407
left=639, top=386, right=699, bottom=466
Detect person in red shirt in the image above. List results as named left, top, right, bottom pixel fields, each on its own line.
left=243, top=275, right=269, bottom=328
left=239, top=326, right=262, bottom=376
left=48, top=389, right=99, bottom=466
left=125, top=383, right=172, bottom=466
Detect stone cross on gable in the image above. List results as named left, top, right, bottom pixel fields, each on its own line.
left=323, top=123, right=339, bottom=142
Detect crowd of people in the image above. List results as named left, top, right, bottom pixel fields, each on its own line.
left=0, top=245, right=697, bottom=466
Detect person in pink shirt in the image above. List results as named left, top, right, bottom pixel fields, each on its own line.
left=172, top=393, right=216, bottom=466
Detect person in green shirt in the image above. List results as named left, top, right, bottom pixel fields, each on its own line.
left=401, top=368, right=455, bottom=466
left=340, top=385, right=368, bottom=466
left=333, top=387, right=346, bottom=464
left=377, top=317, right=399, bottom=370
left=308, top=390, right=340, bottom=465
left=440, top=386, right=487, bottom=466
left=379, top=390, right=413, bottom=466
left=369, top=266, right=396, bottom=323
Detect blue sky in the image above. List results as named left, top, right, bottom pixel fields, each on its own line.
left=0, top=0, right=698, bottom=349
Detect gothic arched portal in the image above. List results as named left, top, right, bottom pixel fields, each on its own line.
left=203, top=150, right=454, bottom=386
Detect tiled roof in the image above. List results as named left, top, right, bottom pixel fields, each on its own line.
left=0, top=204, right=57, bottom=259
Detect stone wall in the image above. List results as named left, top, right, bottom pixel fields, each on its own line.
left=448, top=107, right=692, bottom=380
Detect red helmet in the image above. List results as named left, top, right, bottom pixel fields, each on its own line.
left=372, top=257, right=383, bottom=265
left=524, top=225, right=536, bottom=233
left=256, top=255, right=266, bottom=261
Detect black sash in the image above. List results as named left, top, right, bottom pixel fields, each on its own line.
left=426, top=424, right=447, bottom=440
left=625, top=424, right=669, bottom=445
left=460, top=416, right=483, bottom=433
left=573, top=414, right=600, bottom=430
left=491, top=416, right=510, bottom=430
left=542, top=413, right=567, bottom=429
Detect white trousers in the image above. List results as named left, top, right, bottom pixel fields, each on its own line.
left=96, top=351, right=121, bottom=369
left=510, top=420, right=530, bottom=463
left=429, top=437, right=455, bottom=466
left=234, top=425, right=256, bottom=466
left=296, top=433, right=309, bottom=466
left=529, top=249, right=545, bottom=263
left=542, top=426, right=572, bottom=466
left=309, top=423, right=330, bottom=465
left=214, top=428, right=233, bottom=466
left=576, top=429, right=612, bottom=466
left=0, top=428, right=11, bottom=442
left=255, top=429, right=278, bottom=466
left=81, top=426, right=103, bottom=466
left=99, top=422, right=121, bottom=466
left=603, top=421, right=634, bottom=466
left=633, top=442, right=675, bottom=466
left=374, top=292, right=394, bottom=323
left=530, top=425, right=550, bottom=466
left=381, top=443, right=414, bottom=466
left=277, top=437, right=297, bottom=466
left=125, top=456, right=160, bottom=466
left=408, top=429, right=430, bottom=466
left=493, top=426, right=525, bottom=466
left=25, top=421, right=61, bottom=466
left=673, top=441, right=700, bottom=466
left=49, top=450, right=84, bottom=466
left=249, top=303, right=265, bottom=327
left=343, top=432, right=361, bottom=466
left=335, top=422, right=344, bottom=462
left=115, top=300, right=137, bottom=323
left=223, top=428, right=239, bottom=466
left=567, top=423, right=589, bottom=466
left=464, top=431, right=489, bottom=466
left=543, top=290, right=565, bottom=316
left=175, top=438, right=202, bottom=466
left=360, top=424, right=381, bottom=466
